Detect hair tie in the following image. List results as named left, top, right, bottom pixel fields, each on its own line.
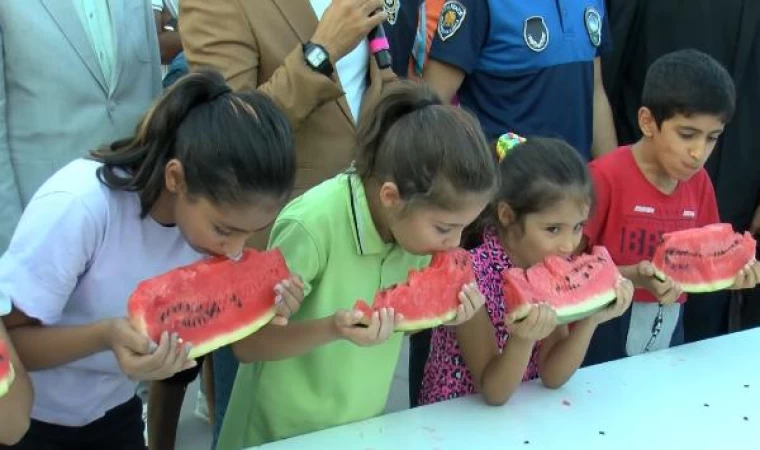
left=496, top=132, right=526, bottom=161
left=210, top=85, right=232, bottom=101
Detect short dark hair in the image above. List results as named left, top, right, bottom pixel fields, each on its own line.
left=354, top=80, right=497, bottom=210
left=642, top=49, right=736, bottom=126
left=91, top=69, right=296, bottom=217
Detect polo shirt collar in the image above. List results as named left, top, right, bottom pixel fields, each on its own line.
left=345, top=171, right=391, bottom=256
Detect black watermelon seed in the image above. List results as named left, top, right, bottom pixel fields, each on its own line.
left=599, top=431, right=606, bottom=436
left=703, top=403, right=710, bottom=407
left=744, top=416, right=749, bottom=421
left=523, top=440, right=530, bottom=445
left=744, top=384, right=750, bottom=388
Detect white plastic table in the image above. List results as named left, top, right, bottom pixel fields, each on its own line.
left=251, top=329, right=759, bottom=450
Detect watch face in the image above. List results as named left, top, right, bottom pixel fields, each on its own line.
left=307, top=47, right=327, bottom=67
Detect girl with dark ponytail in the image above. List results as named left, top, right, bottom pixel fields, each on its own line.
left=0, top=70, right=301, bottom=450
left=216, top=80, right=498, bottom=449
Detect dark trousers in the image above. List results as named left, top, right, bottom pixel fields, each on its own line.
left=408, top=329, right=432, bottom=408
left=0, top=396, right=144, bottom=450
left=683, top=291, right=732, bottom=343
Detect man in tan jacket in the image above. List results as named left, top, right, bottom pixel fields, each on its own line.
left=142, top=1, right=395, bottom=449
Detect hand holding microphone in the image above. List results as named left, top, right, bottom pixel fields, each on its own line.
left=310, top=0, right=388, bottom=63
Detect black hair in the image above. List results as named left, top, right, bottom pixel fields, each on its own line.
left=354, top=80, right=497, bottom=210
left=462, top=137, right=592, bottom=248
left=91, top=69, right=296, bottom=217
left=642, top=49, right=736, bottom=127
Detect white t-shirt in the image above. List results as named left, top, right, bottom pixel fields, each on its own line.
left=0, top=159, right=202, bottom=426
left=310, top=0, right=369, bottom=123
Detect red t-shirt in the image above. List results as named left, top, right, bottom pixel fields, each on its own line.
left=584, top=146, right=720, bottom=303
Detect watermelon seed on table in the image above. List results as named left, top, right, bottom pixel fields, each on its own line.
left=744, top=416, right=749, bottom=421
left=598, top=431, right=606, bottom=436
left=703, top=403, right=710, bottom=407
left=744, top=384, right=750, bottom=388
left=523, top=440, right=530, bottom=445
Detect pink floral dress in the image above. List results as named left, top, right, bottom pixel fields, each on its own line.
left=418, top=228, right=541, bottom=406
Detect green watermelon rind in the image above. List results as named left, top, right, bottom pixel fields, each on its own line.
left=652, top=268, right=737, bottom=294
left=186, top=306, right=277, bottom=359
left=394, top=309, right=459, bottom=332
left=508, top=289, right=617, bottom=324
left=0, top=358, right=15, bottom=399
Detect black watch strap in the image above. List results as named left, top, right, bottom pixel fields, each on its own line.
left=303, top=41, right=334, bottom=78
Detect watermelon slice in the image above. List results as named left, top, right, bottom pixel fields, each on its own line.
left=651, top=223, right=757, bottom=293
left=0, top=339, right=15, bottom=398
left=128, top=249, right=290, bottom=359
left=502, top=246, right=621, bottom=324
left=353, top=249, right=475, bottom=331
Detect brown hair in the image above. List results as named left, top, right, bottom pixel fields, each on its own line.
left=354, top=80, right=497, bottom=210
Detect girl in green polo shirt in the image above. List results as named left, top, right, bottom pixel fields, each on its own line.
left=216, top=81, right=499, bottom=449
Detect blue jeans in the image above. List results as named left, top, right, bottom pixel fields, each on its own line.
left=163, top=52, right=188, bottom=88
left=211, top=346, right=239, bottom=450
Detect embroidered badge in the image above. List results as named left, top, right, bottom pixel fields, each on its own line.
left=437, top=1, right=466, bottom=41
left=523, top=16, right=549, bottom=52
left=584, top=6, right=602, bottom=47
left=384, top=0, right=400, bottom=25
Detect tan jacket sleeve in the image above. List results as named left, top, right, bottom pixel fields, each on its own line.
left=179, top=0, right=345, bottom=131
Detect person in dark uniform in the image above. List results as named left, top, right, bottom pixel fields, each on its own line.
left=602, top=0, right=760, bottom=342
left=382, top=0, right=423, bottom=77
left=406, top=0, right=619, bottom=407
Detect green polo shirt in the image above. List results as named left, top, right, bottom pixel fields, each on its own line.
left=217, top=172, right=431, bottom=449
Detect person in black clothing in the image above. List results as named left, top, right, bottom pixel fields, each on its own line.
left=603, top=0, right=760, bottom=341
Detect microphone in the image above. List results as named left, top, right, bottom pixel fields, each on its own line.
left=368, top=22, right=392, bottom=69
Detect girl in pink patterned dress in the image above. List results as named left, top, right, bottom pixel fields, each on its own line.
left=419, top=134, right=634, bottom=406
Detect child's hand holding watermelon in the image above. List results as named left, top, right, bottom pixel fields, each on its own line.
left=270, top=275, right=305, bottom=326
left=728, top=260, right=760, bottom=291
left=333, top=307, right=400, bottom=347
left=443, top=283, right=486, bottom=327
left=585, top=277, right=635, bottom=325
left=108, top=318, right=196, bottom=381
left=505, top=304, right=558, bottom=343
left=631, top=261, right=683, bottom=305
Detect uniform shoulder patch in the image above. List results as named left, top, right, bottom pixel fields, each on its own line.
left=584, top=7, right=602, bottom=47
left=437, top=0, right=467, bottom=41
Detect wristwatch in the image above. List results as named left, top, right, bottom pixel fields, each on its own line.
left=303, top=41, right=334, bottom=78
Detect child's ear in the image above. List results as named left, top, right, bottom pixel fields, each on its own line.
left=638, top=106, right=657, bottom=138
left=378, top=181, right=402, bottom=208
left=164, top=158, right=186, bottom=194
left=497, top=201, right=516, bottom=228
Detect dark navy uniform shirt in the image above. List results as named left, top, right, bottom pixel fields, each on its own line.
left=429, top=0, right=611, bottom=159
left=382, top=0, right=424, bottom=77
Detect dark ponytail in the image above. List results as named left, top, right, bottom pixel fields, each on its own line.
left=91, top=69, right=296, bottom=217
left=354, top=80, right=497, bottom=210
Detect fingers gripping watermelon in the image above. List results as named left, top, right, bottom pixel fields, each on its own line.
left=353, top=249, right=475, bottom=331
left=0, top=339, right=15, bottom=398
left=652, top=223, right=757, bottom=293
left=502, top=246, right=621, bottom=324
left=128, top=249, right=290, bottom=359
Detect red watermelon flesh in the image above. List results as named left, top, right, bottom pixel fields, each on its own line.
left=502, top=246, right=620, bottom=324
left=651, top=223, right=757, bottom=293
left=0, top=339, right=15, bottom=398
left=128, top=249, right=289, bottom=359
left=353, top=249, right=475, bottom=331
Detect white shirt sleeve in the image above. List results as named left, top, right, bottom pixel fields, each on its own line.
left=151, top=0, right=164, bottom=11
left=0, top=191, right=104, bottom=324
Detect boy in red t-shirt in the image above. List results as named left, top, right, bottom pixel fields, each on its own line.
left=581, top=49, right=760, bottom=366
